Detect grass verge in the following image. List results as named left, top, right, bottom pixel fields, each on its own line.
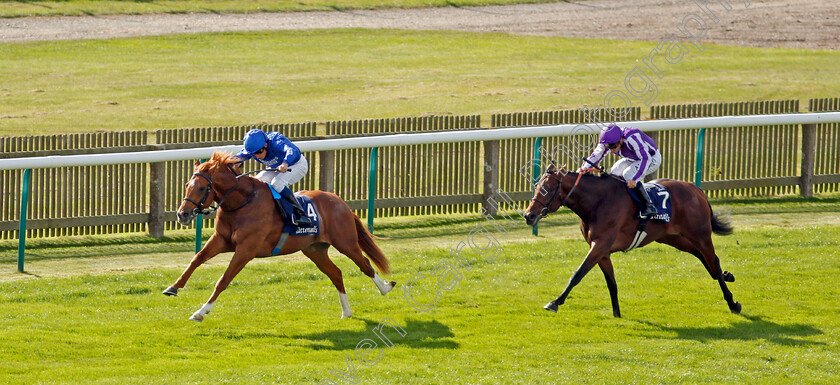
left=0, top=195, right=838, bottom=384
left=2, top=29, right=839, bottom=136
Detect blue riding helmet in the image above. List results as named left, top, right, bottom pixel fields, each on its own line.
left=242, top=129, right=268, bottom=154
left=599, top=124, right=622, bottom=145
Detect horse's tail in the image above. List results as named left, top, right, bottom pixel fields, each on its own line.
left=709, top=203, right=734, bottom=236
left=354, top=215, right=391, bottom=275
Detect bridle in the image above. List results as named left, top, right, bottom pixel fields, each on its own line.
left=530, top=170, right=586, bottom=219
left=183, top=164, right=256, bottom=216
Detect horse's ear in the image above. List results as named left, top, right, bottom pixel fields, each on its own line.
left=559, top=164, right=568, bottom=173
left=232, top=161, right=244, bottom=174
left=546, top=163, right=557, bottom=174
left=194, top=159, right=201, bottom=167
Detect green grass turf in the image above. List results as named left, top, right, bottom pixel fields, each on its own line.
left=2, top=29, right=839, bottom=136
left=0, top=0, right=560, bottom=18
left=0, top=195, right=838, bottom=384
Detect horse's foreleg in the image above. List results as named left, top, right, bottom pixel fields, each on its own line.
left=598, top=257, right=621, bottom=318
left=164, top=233, right=229, bottom=296
left=189, top=249, right=254, bottom=322
left=545, top=240, right=610, bottom=313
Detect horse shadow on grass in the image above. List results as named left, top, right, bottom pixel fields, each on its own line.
left=632, top=315, right=824, bottom=346
left=291, top=317, right=459, bottom=351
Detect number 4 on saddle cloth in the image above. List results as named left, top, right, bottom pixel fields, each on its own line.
left=268, top=185, right=321, bottom=255
left=627, top=183, right=673, bottom=222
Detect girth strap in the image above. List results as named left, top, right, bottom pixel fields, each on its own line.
left=273, top=232, right=290, bottom=255
left=625, top=218, right=649, bottom=252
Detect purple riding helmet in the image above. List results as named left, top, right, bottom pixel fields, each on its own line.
left=599, top=124, right=623, bottom=145
left=242, top=129, right=268, bottom=154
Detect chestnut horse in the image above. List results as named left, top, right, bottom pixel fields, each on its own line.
left=524, top=165, right=740, bottom=317
left=164, top=152, right=396, bottom=321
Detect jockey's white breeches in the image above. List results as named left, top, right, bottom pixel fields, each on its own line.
left=255, top=155, right=308, bottom=192
left=609, top=151, right=662, bottom=183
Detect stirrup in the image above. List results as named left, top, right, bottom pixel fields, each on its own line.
left=292, top=211, right=312, bottom=226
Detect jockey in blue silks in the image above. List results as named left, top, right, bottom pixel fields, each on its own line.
left=236, top=129, right=312, bottom=226
left=580, top=123, right=662, bottom=218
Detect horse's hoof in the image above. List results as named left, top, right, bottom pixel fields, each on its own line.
left=730, top=302, right=742, bottom=314
left=723, top=271, right=735, bottom=282
left=162, top=287, right=179, bottom=296
left=543, top=302, right=558, bottom=313
left=189, top=313, right=204, bottom=322
left=341, top=313, right=352, bottom=319
left=380, top=281, right=397, bottom=295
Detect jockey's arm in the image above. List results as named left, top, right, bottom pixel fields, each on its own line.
left=579, top=144, right=607, bottom=171
left=233, top=150, right=253, bottom=163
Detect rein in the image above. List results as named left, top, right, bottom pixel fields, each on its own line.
left=183, top=164, right=257, bottom=216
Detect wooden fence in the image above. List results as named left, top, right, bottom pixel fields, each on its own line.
left=0, top=132, right=149, bottom=239
left=490, top=107, right=642, bottom=204
left=324, top=115, right=482, bottom=217
left=650, top=99, right=801, bottom=198
left=809, top=97, right=840, bottom=194
left=1, top=98, right=839, bottom=240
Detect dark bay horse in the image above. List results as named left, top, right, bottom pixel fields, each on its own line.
left=165, top=152, right=396, bottom=321
left=524, top=165, right=740, bottom=317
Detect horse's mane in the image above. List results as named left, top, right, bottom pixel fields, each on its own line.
left=562, top=168, right=626, bottom=188
left=197, top=152, right=240, bottom=174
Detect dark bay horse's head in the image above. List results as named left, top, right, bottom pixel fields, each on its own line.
left=523, top=164, right=569, bottom=227
left=176, top=152, right=241, bottom=226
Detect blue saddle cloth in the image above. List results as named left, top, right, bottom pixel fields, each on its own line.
left=269, top=186, right=321, bottom=236
left=627, top=183, right=672, bottom=223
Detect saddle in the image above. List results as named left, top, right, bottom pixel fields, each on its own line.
left=626, top=183, right=672, bottom=222
left=624, top=183, right=672, bottom=252
left=267, top=186, right=321, bottom=255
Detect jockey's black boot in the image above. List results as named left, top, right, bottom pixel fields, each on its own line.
left=633, top=183, right=657, bottom=218
left=280, top=187, right=312, bottom=226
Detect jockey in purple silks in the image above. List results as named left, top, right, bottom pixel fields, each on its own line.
left=236, top=129, right=312, bottom=226
left=580, top=123, right=662, bottom=218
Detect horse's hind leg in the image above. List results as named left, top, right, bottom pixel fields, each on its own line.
left=697, top=238, right=741, bottom=314
left=331, top=240, right=395, bottom=296
left=302, top=244, right=352, bottom=318
left=658, top=235, right=717, bottom=280
left=660, top=235, right=741, bottom=314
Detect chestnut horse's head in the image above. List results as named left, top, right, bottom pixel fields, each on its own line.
left=176, top=152, right=241, bottom=226
left=523, top=164, right=569, bottom=227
